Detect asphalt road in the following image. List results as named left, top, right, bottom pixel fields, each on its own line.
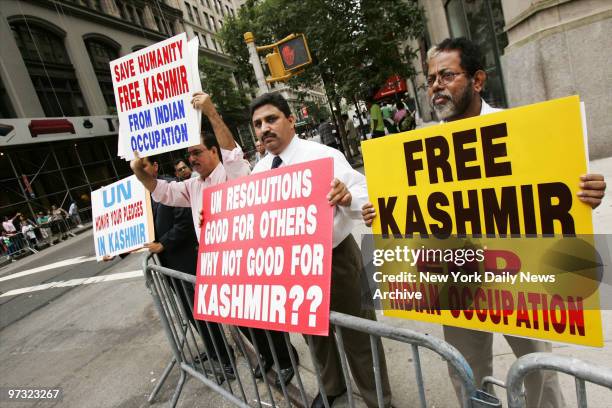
left=1, top=227, right=610, bottom=407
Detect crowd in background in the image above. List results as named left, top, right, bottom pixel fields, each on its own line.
left=0, top=201, right=84, bottom=261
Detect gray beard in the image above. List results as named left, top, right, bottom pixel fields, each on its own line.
left=431, top=81, right=474, bottom=121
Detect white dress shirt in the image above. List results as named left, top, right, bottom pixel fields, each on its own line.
left=480, top=99, right=503, bottom=115
left=252, top=135, right=368, bottom=248
left=152, top=146, right=251, bottom=237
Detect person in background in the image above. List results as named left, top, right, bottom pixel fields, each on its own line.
left=174, top=159, right=194, bottom=181
left=20, top=219, right=37, bottom=248
left=381, top=101, right=397, bottom=134
left=68, top=201, right=83, bottom=227
left=36, top=211, right=52, bottom=243
left=367, top=93, right=385, bottom=138
left=393, top=101, right=415, bottom=132
left=2, top=214, right=19, bottom=233
left=254, top=140, right=266, bottom=163
left=318, top=118, right=338, bottom=150
left=51, top=205, right=69, bottom=240
left=342, top=113, right=360, bottom=156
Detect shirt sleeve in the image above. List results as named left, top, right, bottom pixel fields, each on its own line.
left=221, top=146, right=252, bottom=180
left=331, top=150, right=369, bottom=219
left=151, top=179, right=192, bottom=208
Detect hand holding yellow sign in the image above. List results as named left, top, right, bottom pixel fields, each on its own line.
left=362, top=96, right=603, bottom=347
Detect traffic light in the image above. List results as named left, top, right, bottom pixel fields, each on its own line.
left=256, top=34, right=312, bottom=83
left=278, top=35, right=311, bottom=71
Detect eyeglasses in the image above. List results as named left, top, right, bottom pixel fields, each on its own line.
left=426, top=71, right=467, bottom=87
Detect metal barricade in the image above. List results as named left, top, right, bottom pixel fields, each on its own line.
left=3, top=232, right=37, bottom=259
left=506, top=353, right=612, bottom=408
left=143, top=255, right=498, bottom=407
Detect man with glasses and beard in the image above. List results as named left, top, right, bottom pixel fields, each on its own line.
left=363, top=37, right=606, bottom=408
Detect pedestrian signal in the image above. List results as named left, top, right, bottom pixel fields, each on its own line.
left=257, top=34, right=312, bottom=83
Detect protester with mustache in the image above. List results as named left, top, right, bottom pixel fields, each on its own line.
left=362, top=37, right=606, bottom=408
left=250, top=92, right=393, bottom=408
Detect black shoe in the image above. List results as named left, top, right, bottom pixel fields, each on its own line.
left=310, top=390, right=345, bottom=408
left=204, top=359, right=236, bottom=381
left=253, top=359, right=272, bottom=379
left=192, top=352, right=209, bottom=364
left=274, top=366, right=295, bottom=388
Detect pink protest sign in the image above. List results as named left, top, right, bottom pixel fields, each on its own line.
left=194, top=158, right=334, bottom=335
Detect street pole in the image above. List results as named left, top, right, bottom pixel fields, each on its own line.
left=244, top=32, right=269, bottom=95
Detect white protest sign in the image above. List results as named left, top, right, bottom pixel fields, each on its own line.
left=111, top=33, right=201, bottom=160
left=92, top=175, right=155, bottom=261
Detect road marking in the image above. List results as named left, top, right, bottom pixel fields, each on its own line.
left=0, top=270, right=143, bottom=298
left=0, top=256, right=97, bottom=283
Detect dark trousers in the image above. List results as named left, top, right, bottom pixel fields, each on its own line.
left=239, top=327, right=297, bottom=369
left=371, top=130, right=386, bottom=139
left=309, top=235, right=392, bottom=407
left=169, top=277, right=233, bottom=363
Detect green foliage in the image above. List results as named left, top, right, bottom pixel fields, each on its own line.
left=218, top=0, right=426, bottom=99
left=198, top=56, right=249, bottom=123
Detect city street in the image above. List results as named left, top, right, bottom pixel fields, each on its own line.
left=1, top=157, right=611, bottom=407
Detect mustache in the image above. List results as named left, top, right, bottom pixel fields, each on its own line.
left=261, top=131, right=277, bottom=141
left=431, top=91, right=451, bottom=105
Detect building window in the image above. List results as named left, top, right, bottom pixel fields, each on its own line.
left=194, top=6, right=202, bottom=25
left=84, top=37, right=120, bottom=112
left=11, top=21, right=88, bottom=117
left=209, top=15, right=216, bottom=31
left=116, top=1, right=128, bottom=20
left=129, top=5, right=142, bottom=26
left=444, top=0, right=508, bottom=107
left=0, top=75, right=16, bottom=118
left=204, top=12, right=211, bottom=29
left=185, top=2, right=194, bottom=21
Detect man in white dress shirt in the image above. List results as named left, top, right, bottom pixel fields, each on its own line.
left=363, top=37, right=606, bottom=408
left=250, top=92, right=392, bottom=408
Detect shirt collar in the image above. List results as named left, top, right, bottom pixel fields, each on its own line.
left=274, top=134, right=299, bottom=166
left=204, top=162, right=226, bottom=184
left=480, top=99, right=495, bottom=115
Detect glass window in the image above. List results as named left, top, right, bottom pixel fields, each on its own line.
left=204, top=12, right=211, bottom=29
left=194, top=6, right=202, bottom=25
left=11, top=21, right=89, bottom=117
left=444, top=0, right=507, bottom=107
left=185, top=2, right=194, bottom=21
left=0, top=76, right=16, bottom=118
left=84, top=38, right=120, bottom=112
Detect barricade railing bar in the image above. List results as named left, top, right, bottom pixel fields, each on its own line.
left=505, top=353, right=612, bottom=408
left=143, top=255, right=500, bottom=408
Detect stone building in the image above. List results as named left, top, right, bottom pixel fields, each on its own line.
left=409, top=0, right=611, bottom=159
left=0, top=0, right=245, bottom=221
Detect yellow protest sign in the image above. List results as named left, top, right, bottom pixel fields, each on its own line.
left=362, top=96, right=603, bottom=347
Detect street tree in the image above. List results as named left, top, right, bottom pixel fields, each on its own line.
left=219, top=0, right=426, bottom=157
left=198, top=56, right=249, bottom=132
